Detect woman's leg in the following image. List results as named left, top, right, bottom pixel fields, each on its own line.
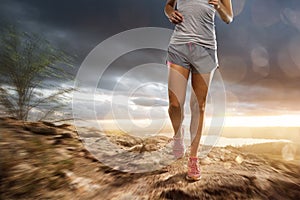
left=189, top=72, right=213, bottom=157
left=167, top=62, right=190, bottom=139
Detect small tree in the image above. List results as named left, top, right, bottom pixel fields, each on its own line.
left=0, top=26, right=75, bottom=121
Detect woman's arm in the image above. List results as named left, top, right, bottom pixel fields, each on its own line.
left=164, top=0, right=183, bottom=24
left=209, top=0, right=233, bottom=24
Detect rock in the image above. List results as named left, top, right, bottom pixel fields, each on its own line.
left=220, top=148, right=231, bottom=154
left=235, top=155, right=244, bottom=164
left=200, top=157, right=212, bottom=165
left=52, top=138, right=64, bottom=145
left=223, top=162, right=232, bottom=169
left=139, top=136, right=169, bottom=152
left=60, top=132, right=73, bottom=138
left=127, top=144, right=144, bottom=152
left=42, top=121, right=56, bottom=127
left=220, top=155, right=226, bottom=161
left=78, top=131, right=102, bottom=138
left=114, top=136, right=142, bottom=147
left=78, top=152, right=85, bottom=157
left=140, top=143, right=158, bottom=152
left=63, top=170, right=100, bottom=193
left=66, top=147, right=77, bottom=151
left=56, top=123, right=73, bottom=129
left=23, top=123, right=57, bottom=135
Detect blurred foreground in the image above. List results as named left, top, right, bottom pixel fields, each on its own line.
left=1, top=117, right=299, bottom=200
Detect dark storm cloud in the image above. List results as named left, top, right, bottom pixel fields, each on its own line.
left=1, top=0, right=300, bottom=115
left=98, top=49, right=168, bottom=90
left=0, top=0, right=169, bottom=59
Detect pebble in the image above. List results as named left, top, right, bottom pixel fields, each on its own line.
left=235, top=155, right=244, bottom=164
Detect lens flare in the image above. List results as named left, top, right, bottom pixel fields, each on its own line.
left=232, top=0, right=246, bottom=17
left=251, top=45, right=270, bottom=77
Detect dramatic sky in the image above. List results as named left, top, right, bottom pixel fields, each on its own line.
left=1, top=0, right=300, bottom=128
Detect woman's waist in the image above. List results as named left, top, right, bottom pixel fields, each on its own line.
left=169, top=36, right=217, bottom=50
left=171, top=26, right=216, bottom=40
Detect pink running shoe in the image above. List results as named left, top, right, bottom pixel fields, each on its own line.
left=186, top=157, right=201, bottom=181
left=172, top=136, right=185, bottom=159
left=172, top=126, right=185, bottom=159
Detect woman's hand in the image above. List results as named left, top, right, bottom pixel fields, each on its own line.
left=208, top=0, right=221, bottom=9
left=168, top=10, right=184, bottom=24
left=209, top=0, right=233, bottom=24
left=165, top=0, right=183, bottom=24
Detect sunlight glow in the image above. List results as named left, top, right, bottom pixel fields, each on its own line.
left=96, top=115, right=300, bottom=131
left=225, top=115, right=300, bottom=127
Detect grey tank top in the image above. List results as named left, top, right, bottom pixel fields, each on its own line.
left=169, top=0, right=217, bottom=50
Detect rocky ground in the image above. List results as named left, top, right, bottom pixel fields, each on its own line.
left=1, top=117, right=300, bottom=200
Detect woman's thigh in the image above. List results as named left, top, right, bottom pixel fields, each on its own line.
left=168, top=62, right=190, bottom=106
left=190, top=72, right=211, bottom=109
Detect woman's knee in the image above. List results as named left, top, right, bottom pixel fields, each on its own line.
left=190, top=96, right=206, bottom=112
left=169, top=100, right=184, bottom=113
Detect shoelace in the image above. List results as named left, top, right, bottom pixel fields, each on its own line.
left=189, top=161, right=200, bottom=174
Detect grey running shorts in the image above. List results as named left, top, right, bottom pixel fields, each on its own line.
left=166, top=42, right=219, bottom=74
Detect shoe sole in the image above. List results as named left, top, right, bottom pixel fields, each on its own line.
left=186, top=174, right=201, bottom=181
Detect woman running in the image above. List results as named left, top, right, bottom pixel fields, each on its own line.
left=164, top=0, right=233, bottom=181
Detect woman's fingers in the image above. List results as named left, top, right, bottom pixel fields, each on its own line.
left=169, top=11, right=183, bottom=24
left=174, top=11, right=183, bottom=21
left=208, top=0, right=218, bottom=4
left=208, top=0, right=220, bottom=9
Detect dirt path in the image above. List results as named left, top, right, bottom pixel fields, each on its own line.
left=1, top=117, right=299, bottom=200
